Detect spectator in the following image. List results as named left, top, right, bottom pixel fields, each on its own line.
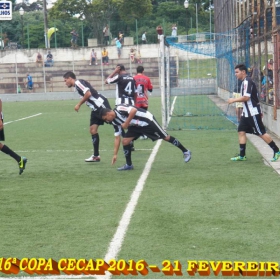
left=70, top=29, right=78, bottom=48
left=89, top=49, right=97, bottom=65
left=130, top=48, right=135, bottom=63
left=102, top=48, right=109, bottom=65
left=45, top=50, right=53, bottom=67
left=103, top=24, right=110, bottom=46
left=250, top=25, right=254, bottom=38
left=156, top=25, right=163, bottom=43
left=115, top=38, right=122, bottom=59
left=135, top=50, right=142, bottom=64
left=141, top=31, right=147, bottom=44
left=36, top=52, right=43, bottom=67
left=118, top=31, right=124, bottom=46
left=171, top=23, right=177, bottom=37
left=267, top=59, right=273, bottom=81
left=25, top=73, right=33, bottom=91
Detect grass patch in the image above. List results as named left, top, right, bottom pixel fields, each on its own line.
left=0, top=97, right=279, bottom=278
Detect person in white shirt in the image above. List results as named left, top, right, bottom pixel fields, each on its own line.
left=141, top=32, right=147, bottom=44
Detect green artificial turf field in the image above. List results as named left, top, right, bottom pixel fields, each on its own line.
left=1, top=97, right=280, bottom=278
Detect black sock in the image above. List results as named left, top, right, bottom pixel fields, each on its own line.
left=239, top=144, right=246, bottom=157
left=1, top=145, right=21, bottom=162
left=268, top=141, right=279, bottom=154
left=92, top=133, right=99, bottom=156
left=123, top=144, right=132, bottom=166
left=168, top=136, right=188, bottom=153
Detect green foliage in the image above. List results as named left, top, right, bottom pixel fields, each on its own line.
left=0, top=0, right=213, bottom=48
left=115, top=0, right=153, bottom=24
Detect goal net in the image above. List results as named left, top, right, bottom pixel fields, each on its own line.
left=160, top=27, right=250, bottom=131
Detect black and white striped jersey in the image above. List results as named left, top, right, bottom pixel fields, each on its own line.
left=111, top=104, right=154, bottom=136
left=241, top=76, right=261, bottom=117
left=75, top=79, right=108, bottom=111
left=106, top=74, right=136, bottom=105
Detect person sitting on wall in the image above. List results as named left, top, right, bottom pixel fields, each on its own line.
left=36, top=52, right=43, bottom=67
left=45, top=50, right=54, bottom=67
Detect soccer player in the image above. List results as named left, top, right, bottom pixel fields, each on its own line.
left=106, top=64, right=137, bottom=149
left=0, top=98, right=27, bottom=174
left=134, top=65, right=153, bottom=140
left=228, top=63, right=280, bottom=162
left=63, top=71, right=111, bottom=162
left=105, top=64, right=136, bottom=106
left=100, top=104, right=192, bottom=171
left=134, top=65, right=153, bottom=110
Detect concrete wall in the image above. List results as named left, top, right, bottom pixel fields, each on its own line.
left=0, top=43, right=209, bottom=64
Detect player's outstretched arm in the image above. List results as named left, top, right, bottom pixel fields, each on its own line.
left=112, top=135, right=121, bottom=165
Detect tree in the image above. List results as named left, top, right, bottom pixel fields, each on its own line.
left=114, top=0, right=153, bottom=24
left=49, top=0, right=117, bottom=44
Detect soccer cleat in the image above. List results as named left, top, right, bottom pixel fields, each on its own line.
left=18, top=157, right=27, bottom=175
left=139, top=135, right=148, bottom=140
left=117, top=164, right=134, bottom=171
left=183, top=150, right=192, bottom=163
left=231, top=155, right=247, bottom=161
left=85, top=155, right=100, bottom=162
left=271, top=151, right=280, bottom=162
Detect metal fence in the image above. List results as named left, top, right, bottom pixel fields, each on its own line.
left=214, top=0, right=280, bottom=115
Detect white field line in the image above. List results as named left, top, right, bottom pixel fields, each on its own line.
left=97, top=97, right=178, bottom=279
left=4, top=113, right=42, bottom=125
left=7, top=98, right=178, bottom=279
left=168, top=96, right=177, bottom=124
left=98, top=139, right=163, bottom=279
left=9, top=146, right=165, bottom=280
left=15, top=149, right=153, bottom=153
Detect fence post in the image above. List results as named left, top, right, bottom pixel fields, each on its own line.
left=54, top=24, right=57, bottom=48
left=27, top=24, right=30, bottom=49
left=136, top=19, right=138, bottom=46
left=81, top=21, right=84, bottom=47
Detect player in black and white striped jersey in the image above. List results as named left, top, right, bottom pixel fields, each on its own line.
left=106, top=64, right=137, bottom=150
left=63, top=71, right=111, bottom=163
left=105, top=64, right=136, bottom=106
left=0, top=98, right=27, bottom=174
left=100, top=104, right=192, bottom=171
left=228, top=64, right=280, bottom=162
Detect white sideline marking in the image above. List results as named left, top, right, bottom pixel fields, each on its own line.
left=15, top=149, right=153, bottom=153
left=17, top=141, right=164, bottom=280
left=168, top=96, right=177, bottom=124
left=4, top=113, right=42, bottom=125
left=98, top=139, right=163, bottom=279
left=3, top=101, right=176, bottom=279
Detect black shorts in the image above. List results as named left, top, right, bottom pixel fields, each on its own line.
left=90, top=99, right=111, bottom=126
left=125, top=117, right=168, bottom=141
left=0, top=128, right=4, bottom=141
left=0, top=118, right=4, bottom=141
left=238, top=114, right=266, bottom=135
